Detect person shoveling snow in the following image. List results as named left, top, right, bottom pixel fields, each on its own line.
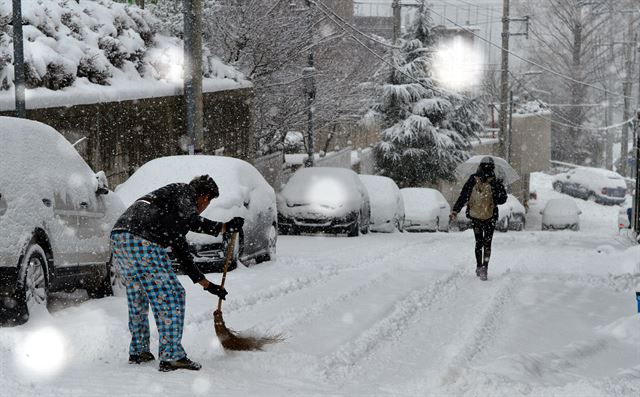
left=110, top=175, right=244, bottom=371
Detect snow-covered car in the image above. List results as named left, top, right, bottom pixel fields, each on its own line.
left=552, top=167, right=626, bottom=205
left=456, top=194, right=526, bottom=232
left=400, top=188, right=450, bottom=232
left=540, top=198, right=582, bottom=231
left=0, top=117, right=125, bottom=324
left=277, top=167, right=371, bottom=236
left=358, top=175, right=405, bottom=233
left=115, top=156, right=277, bottom=271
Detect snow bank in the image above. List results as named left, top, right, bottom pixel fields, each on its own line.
left=0, top=0, right=250, bottom=111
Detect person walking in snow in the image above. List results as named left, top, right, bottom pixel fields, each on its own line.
left=110, top=175, right=244, bottom=372
left=450, top=157, right=507, bottom=281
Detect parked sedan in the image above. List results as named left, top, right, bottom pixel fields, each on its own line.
left=116, top=156, right=277, bottom=271
left=541, top=198, right=581, bottom=231
left=456, top=194, right=526, bottom=232
left=358, top=175, right=405, bottom=233
left=277, top=167, right=371, bottom=237
left=552, top=167, right=626, bottom=205
left=401, top=188, right=450, bottom=232
left=0, top=117, right=125, bottom=325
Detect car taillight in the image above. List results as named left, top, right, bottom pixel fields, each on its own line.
left=601, top=188, right=608, bottom=195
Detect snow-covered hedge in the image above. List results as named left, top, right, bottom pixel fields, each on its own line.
left=0, top=0, right=242, bottom=92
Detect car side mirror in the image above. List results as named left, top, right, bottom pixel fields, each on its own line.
left=578, top=210, right=582, bottom=215
left=95, top=171, right=109, bottom=195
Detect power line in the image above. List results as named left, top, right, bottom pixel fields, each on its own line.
left=312, top=0, right=449, bottom=98
left=509, top=70, right=633, bottom=132
left=428, top=7, right=635, bottom=100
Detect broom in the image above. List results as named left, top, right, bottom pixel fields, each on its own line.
left=213, top=231, right=283, bottom=350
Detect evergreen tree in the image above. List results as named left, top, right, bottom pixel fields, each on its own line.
left=366, top=2, right=482, bottom=187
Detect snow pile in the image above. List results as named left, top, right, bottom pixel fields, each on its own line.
left=0, top=0, right=248, bottom=110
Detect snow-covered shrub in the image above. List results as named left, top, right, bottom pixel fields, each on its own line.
left=41, top=62, right=75, bottom=90
left=98, top=36, right=128, bottom=69
left=77, top=53, right=112, bottom=85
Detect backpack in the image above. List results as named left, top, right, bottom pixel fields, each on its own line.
left=468, top=177, right=494, bottom=220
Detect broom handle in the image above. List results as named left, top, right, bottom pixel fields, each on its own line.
left=217, top=231, right=238, bottom=312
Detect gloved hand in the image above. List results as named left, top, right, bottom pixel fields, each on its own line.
left=205, top=283, right=228, bottom=300
left=225, top=217, right=245, bottom=233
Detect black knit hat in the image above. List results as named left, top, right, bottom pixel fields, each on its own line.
left=189, top=175, right=219, bottom=199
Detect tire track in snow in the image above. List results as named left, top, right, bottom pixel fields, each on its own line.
left=186, top=237, right=447, bottom=328
left=439, top=272, right=518, bottom=386
left=317, top=268, right=467, bottom=381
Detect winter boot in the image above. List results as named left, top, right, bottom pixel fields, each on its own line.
left=159, top=356, right=202, bottom=372
left=478, top=266, right=488, bottom=281
left=129, top=351, right=155, bottom=364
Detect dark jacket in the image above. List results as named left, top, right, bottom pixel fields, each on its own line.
left=452, top=174, right=508, bottom=221
left=112, top=183, right=223, bottom=283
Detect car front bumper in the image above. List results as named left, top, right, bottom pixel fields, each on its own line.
left=278, top=212, right=358, bottom=233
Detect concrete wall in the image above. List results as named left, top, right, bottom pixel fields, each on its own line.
left=1, top=88, right=254, bottom=187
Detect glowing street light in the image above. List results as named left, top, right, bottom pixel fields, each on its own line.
left=432, top=36, right=484, bottom=91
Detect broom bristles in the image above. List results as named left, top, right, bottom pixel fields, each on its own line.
left=213, top=310, right=284, bottom=351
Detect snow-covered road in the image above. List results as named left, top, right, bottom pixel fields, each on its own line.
left=2, top=173, right=639, bottom=396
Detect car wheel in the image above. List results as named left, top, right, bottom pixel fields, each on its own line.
left=553, top=182, right=563, bottom=193
left=256, top=224, right=278, bottom=263
left=348, top=213, right=360, bottom=237
left=12, top=244, right=49, bottom=325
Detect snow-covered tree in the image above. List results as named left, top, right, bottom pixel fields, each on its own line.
left=366, top=3, right=479, bottom=187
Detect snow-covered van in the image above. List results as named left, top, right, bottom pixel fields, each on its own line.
left=552, top=167, right=627, bottom=205
left=0, top=117, right=125, bottom=324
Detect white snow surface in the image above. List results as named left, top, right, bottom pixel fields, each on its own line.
left=1, top=172, right=640, bottom=396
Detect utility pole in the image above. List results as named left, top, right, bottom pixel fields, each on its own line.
left=621, top=18, right=635, bottom=177
left=498, top=0, right=510, bottom=159
left=183, top=0, right=204, bottom=155
left=605, top=2, right=615, bottom=170
left=392, top=0, right=401, bottom=44
left=12, top=0, right=25, bottom=118
left=634, top=110, right=640, bottom=238
left=304, top=0, right=316, bottom=167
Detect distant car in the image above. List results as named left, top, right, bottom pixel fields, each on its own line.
left=0, top=117, right=125, bottom=325
left=401, top=188, right=450, bottom=232
left=540, top=198, right=582, bottom=231
left=277, top=167, right=371, bottom=237
left=456, top=194, right=526, bottom=232
left=358, top=175, right=405, bottom=233
left=618, top=196, right=632, bottom=230
left=116, top=156, right=277, bottom=271
left=552, top=167, right=626, bottom=205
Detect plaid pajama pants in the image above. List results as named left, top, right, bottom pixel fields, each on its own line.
left=110, top=231, right=187, bottom=362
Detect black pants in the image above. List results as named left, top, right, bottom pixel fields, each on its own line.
left=471, top=218, right=496, bottom=268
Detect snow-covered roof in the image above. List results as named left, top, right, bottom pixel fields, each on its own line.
left=0, top=0, right=250, bottom=111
